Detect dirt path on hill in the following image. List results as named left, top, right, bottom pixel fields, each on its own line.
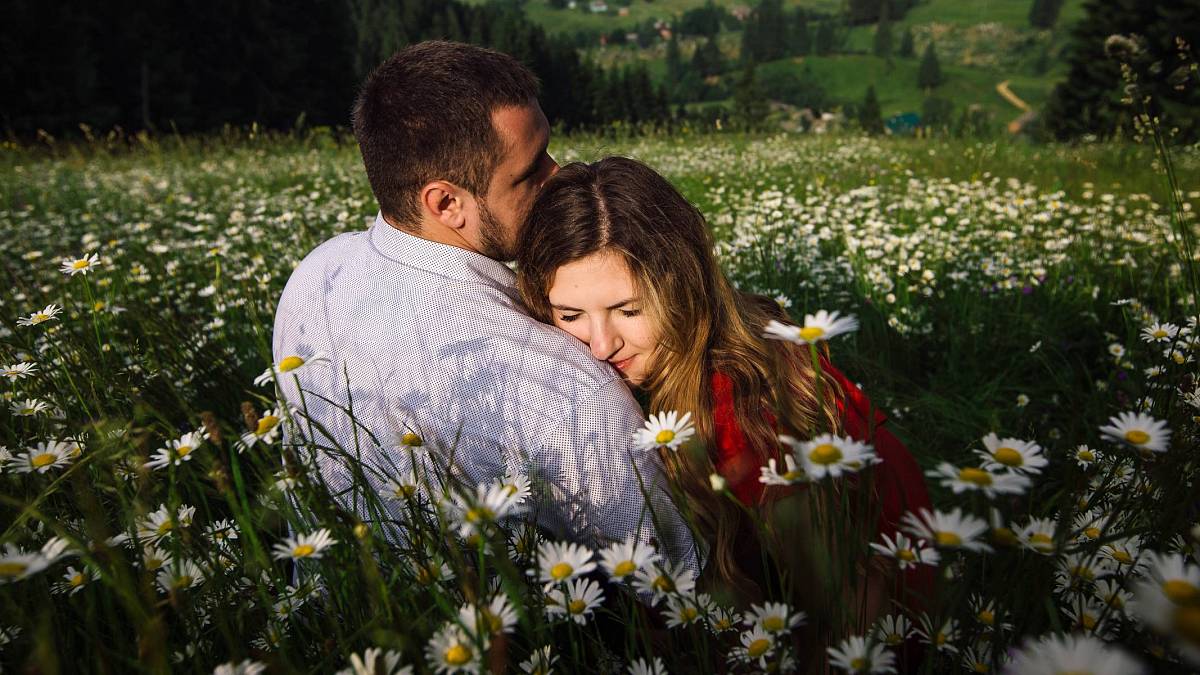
left=996, top=80, right=1031, bottom=112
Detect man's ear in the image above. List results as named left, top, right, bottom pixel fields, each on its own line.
left=419, top=181, right=468, bottom=231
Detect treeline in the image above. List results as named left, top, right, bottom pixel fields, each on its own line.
left=0, top=0, right=670, bottom=138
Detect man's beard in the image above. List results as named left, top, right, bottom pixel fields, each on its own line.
left=477, top=197, right=517, bottom=262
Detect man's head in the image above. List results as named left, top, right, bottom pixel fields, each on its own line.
left=352, top=41, right=557, bottom=261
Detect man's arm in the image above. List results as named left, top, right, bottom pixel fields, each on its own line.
left=533, top=378, right=700, bottom=577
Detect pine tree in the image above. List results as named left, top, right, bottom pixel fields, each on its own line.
left=693, top=36, right=725, bottom=77
left=791, top=9, right=811, bottom=56
left=917, top=41, right=943, bottom=89
left=873, top=1, right=893, bottom=60
left=898, top=26, right=914, bottom=57
left=1028, top=0, right=1066, bottom=30
left=756, top=0, right=789, bottom=62
left=733, top=60, right=769, bottom=130
left=666, top=30, right=682, bottom=83
left=859, top=84, right=884, bottom=133
left=814, top=20, right=836, bottom=56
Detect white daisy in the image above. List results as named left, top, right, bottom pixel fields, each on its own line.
left=60, top=253, right=100, bottom=276
left=1003, top=633, right=1145, bottom=674
left=11, top=398, right=50, bottom=417
left=240, top=407, right=285, bottom=448
left=626, top=657, right=667, bottom=675
left=155, top=558, right=206, bottom=593
left=709, top=605, right=740, bottom=633
left=869, top=531, right=940, bottom=569
left=424, top=622, right=483, bottom=675
left=1071, top=444, right=1099, bottom=469
left=1100, top=535, right=1147, bottom=571
left=336, top=648, right=410, bottom=675
left=914, top=615, right=958, bottom=654
left=633, top=411, right=695, bottom=451
left=381, top=470, right=422, bottom=503
left=545, top=577, right=605, bottom=625
left=495, top=469, right=531, bottom=504
left=254, top=351, right=331, bottom=387
left=272, top=528, right=337, bottom=561
left=459, top=594, right=518, bottom=637
left=872, top=614, right=912, bottom=647
left=901, top=508, right=991, bottom=552
left=632, top=560, right=696, bottom=605
left=518, top=646, right=557, bottom=675
left=975, top=433, right=1047, bottom=475
left=763, top=310, right=859, bottom=345
left=599, top=535, right=660, bottom=582
left=781, top=433, right=877, bottom=480
left=759, top=453, right=808, bottom=485
left=16, top=304, right=62, bottom=326
left=1018, top=517, right=1060, bottom=555
left=1142, top=322, right=1179, bottom=343
left=2, top=362, right=37, bottom=380
left=145, top=430, right=207, bottom=470
left=729, top=625, right=776, bottom=664
left=664, top=593, right=707, bottom=629
left=52, top=565, right=96, bottom=596
left=928, top=462, right=1031, bottom=498
left=12, top=440, right=75, bottom=474
left=214, top=660, right=269, bottom=675
left=537, top=540, right=596, bottom=587
left=1093, top=579, right=1132, bottom=613
left=743, top=601, right=805, bottom=633
left=827, top=635, right=896, bottom=673
left=0, top=544, right=52, bottom=583
left=450, top=481, right=523, bottom=538
left=1099, top=411, right=1171, bottom=453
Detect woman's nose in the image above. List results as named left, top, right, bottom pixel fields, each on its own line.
left=589, top=318, right=622, bottom=360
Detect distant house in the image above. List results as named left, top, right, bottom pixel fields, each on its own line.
left=617, top=6, right=629, bottom=16
left=625, top=31, right=639, bottom=43
left=730, top=5, right=751, bottom=21
left=886, top=112, right=921, bottom=136
left=589, top=1, right=607, bottom=13
left=659, top=28, right=672, bottom=40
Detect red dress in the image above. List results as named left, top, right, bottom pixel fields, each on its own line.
left=710, top=359, right=934, bottom=596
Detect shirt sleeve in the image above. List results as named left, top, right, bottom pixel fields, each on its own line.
left=533, top=378, right=700, bottom=578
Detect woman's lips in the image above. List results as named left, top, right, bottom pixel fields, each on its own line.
left=611, top=355, right=635, bottom=372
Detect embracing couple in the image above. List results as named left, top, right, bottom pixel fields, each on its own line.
left=272, top=41, right=930, bottom=600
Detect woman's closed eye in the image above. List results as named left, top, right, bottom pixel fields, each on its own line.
left=557, top=309, right=640, bottom=323
left=557, top=313, right=581, bottom=323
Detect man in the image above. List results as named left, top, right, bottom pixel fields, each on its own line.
left=271, top=41, right=697, bottom=574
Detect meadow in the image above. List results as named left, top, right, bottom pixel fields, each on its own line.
left=1, top=128, right=1198, bottom=673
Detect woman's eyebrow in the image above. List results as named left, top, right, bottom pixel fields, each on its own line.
left=550, top=298, right=638, bottom=312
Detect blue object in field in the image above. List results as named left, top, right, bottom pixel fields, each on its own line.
left=886, top=112, right=920, bottom=135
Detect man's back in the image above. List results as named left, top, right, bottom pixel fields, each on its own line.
left=272, top=215, right=696, bottom=571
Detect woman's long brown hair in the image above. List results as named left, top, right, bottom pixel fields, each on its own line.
left=517, top=157, right=842, bottom=591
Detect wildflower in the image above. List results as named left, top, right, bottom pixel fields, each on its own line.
left=2, top=362, right=37, bottom=380
left=1064, top=597, right=1116, bottom=637
left=495, top=469, right=531, bottom=504
left=1099, top=411, right=1171, bottom=453
left=537, top=541, right=596, bottom=587
left=1004, top=633, right=1145, bottom=674
left=1072, top=444, right=1099, bottom=469
left=240, top=407, right=285, bottom=448
left=16, top=304, right=62, bottom=326
left=928, top=462, right=1030, bottom=498
left=763, top=310, right=859, bottom=345
left=450, top=481, right=523, bottom=538
left=709, top=472, right=727, bottom=492
left=759, top=454, right=807, bottom=485
left=1018, top=517, right=1059, bottom=555
left=729, top=625, right=776, bottom=664
left=599, top=535, right=659, bottom=582
left=425, top=622, right=483, bottom=675
left=902, top=508, right=991, bottom=552
left=272, top=528, right=337, bottom=562
left=141, top=545, right=172, bottom=572
left=519, top=647, right=557, bottom=675
left=664, top=593, right=707, bottom=628
left=975, top=433, right=1047, bottom=475
left=873, top=614, right=912, bottom=647
left=627, top=657, right=667, bottom=675
left=827, top=636, right=896, bottom=674
left=0, top=544, right=52, bottom=583
left=254, top=351, right=331, bottom=386
left=145, top=430, right=207, bottom=470
left=381, top=471, right=422, bottom=503
left=1100, top=535, right=1146, bottom=571
left=632, top=560, right=696, bottom=605
left=781, top=433, right=877, bottom=480
left=335, top=648, right=410, bottom=675
left=214, top=660, right=268, bottom=675
left=743, top=602, right=806, bottom=633
left=1142, top=322, right=1180, bottom=343
left=11, top=398, right=50, bottom=416
left=12, top=440, right=75, bottom=473
left=460, top=594, right=518, bottom=636
left=52, top=565, right=96, bottom=596
left=1015, top=394, right=1030, bottom=408
left=1094, top=579, right=1132, bottom=612
left=709, top=605, right=739, bottom=633
left=914, top=615, right=958, bottom=654
left=634, top=411, right=695, bottom=451
left=870, top=532, right=940, bottom=569
left=545, top=578, right=604, bottom=625
left=155, top=558, right=205, bottom=592
left=60, top=253, right=100, bottom=276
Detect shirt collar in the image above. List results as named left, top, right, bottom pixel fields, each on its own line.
left=368, top=213, right=519, bottom=296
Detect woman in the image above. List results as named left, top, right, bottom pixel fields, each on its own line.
left=517, top=157, right=931, bottom=602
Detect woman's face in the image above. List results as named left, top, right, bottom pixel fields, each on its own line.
left=547, top=251, right=659, bottom=386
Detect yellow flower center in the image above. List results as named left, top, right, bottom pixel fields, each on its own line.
left=176, top=445, right=192, bottom=458
left=465, top=507, right=493, bottom=523
left=256, top=416, right=280, bottom=435
left=747, top=638, right=772, bottom=658
left=278, top=356, right=305, bottom=372
left=1077, top=450, right=1095, bottom=462
left=992, top=447, right=1023, bottom=466
left=679, top=606, right=699, bottom=622
left=1080, top=614, right=1097, bottom=630
left=936, top=531, right=962, bottom=547
left=972, top=662, right=989, bottom=673
left=1172, top=606, right=1200, bottom=645
left=958, top=467, right=993, bottom=486
left=1104, top=593, right=1124, bottom=609
left=1029, top=533, right=1053, bottom=549
left=1124, top=430, right=1150, bottom=445
left=1071, top=565, right=1096, bottom=581
left=935, top=632, right=947, bottom=646
left=156, top=520, right=174, bottom=536
left=568, top=599, right=587, bottom=614
left=1109, top=549, right=1133, bottom=564
left=1163, top=579, right=1200, bottom=605
left=31, top=453, right=57, bottom=468
left=798, top=326, right=825, bottom=341
left=612, top=560, right=636, bottom=577
left=292, top=544, right=315, bottom=558
left=897, top=549, right=916, bottom=562
left=401, top=432, right=423, bottom=447
left=782, top=470, right=805, bottom=481
left=550, top=562, right=573, bottom=581
left=175, top=575, right=194, bottom=588
left=884, top=633, right=902, bottom=645
left=653, top=575, right=675, bottom=593
left=762, top=616, right=785, bottom=632
left=33, top=313, right=49, bottom=322
left=444, top=644, right=471, bottom=666
left=977, top=609, right=994, bottom=625
left=655, top=429, right=676, bottom=445
left=481, top=609, right=503, bottom=633
left=1153, top=329, right=1168, bottom=339
left=72, top=259, right=89, bottom=270
left=146, top=557, right=164, bottom=571
left=808, top=443, right=842, bottom=465
left=70, top=573, right=85, bottom=587
left=394, top=484, right=416, bottom=498
left=0, top=562, right=29, bottom=577
left=1084, top=527, right=1101, bottom=539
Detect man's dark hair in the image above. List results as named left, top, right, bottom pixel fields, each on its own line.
left=352, top=41, right=541, bottom=229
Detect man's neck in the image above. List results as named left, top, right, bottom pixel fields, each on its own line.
left=382, top=213, right=481, bottom=256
